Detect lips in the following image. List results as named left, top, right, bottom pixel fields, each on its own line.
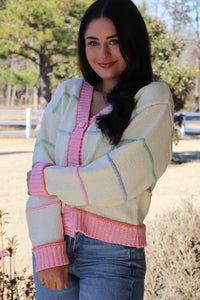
left=98, top=61, right=117, bottom=69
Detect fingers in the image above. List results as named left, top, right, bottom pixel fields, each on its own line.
left=63, top=265, right=69, bottom=289
left=57, top=265, right=69, bottom=290
left=38, top=266, right=69, bottom=291
left=49, top=279, right=56, bottom=291
left=39, top=272, right=51, bottom=290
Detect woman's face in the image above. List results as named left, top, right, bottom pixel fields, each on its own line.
left=84, top=17, right=127, bottom=88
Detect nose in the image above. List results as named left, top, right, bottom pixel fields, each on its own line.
left=99, top=43, right=110, bottom=58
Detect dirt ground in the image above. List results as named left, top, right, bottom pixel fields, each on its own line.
left=0, top=136, right=200, bottom=275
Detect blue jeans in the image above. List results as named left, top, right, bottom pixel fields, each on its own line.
left=33, top=233, right=146, bottom=299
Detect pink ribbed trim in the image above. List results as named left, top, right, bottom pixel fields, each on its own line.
left=63, top=206, right=146, bottom=248
left=67, top=80, right=93, bottom=167
left=33, top=240, right=69, bottom=272
left=29, top=162, right=53, bottom=197
left=76, top=166, right=89, bottom=205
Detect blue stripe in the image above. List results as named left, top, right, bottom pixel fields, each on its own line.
left=58, top=129, right=71, bottom=135
left=106, top=153, right=127, bottom=203
left=86, top=130, right=101, bottom=135
left=58, top=129, right=100, bottom=136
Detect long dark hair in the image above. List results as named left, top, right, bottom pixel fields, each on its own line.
left=78, top=0, right=152, bottom=145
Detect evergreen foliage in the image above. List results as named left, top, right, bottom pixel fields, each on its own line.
left=0, top=0, right=197, bottom=110
left=148, top=18, right=197, bottom=111
left=0, top=0, right=91, bottom=107
left=139, top=2, right=197, bottom=111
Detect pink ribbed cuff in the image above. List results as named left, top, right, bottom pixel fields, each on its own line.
left=33, top=240, right=69, bottom=272
left=29, top=162, right=53, bottom=197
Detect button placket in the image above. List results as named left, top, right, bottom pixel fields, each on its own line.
left=78, top=121, right=87, bottom=128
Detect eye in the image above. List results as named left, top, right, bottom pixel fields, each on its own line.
left=88, top=41, right=98, bottom=46
left=109, top=39, right=119, bottom=45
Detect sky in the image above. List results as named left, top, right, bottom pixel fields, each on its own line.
left=133, top=0, right=173, bottom=29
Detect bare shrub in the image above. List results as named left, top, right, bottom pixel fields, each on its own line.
left=0, top=210, right=35, bottom=299
left=144, top=197, right=200, bottom=300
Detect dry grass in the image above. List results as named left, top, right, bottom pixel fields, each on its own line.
left=144, top=197, right=200, bottom=300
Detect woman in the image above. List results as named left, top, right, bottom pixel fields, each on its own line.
left=26, top=0, right=174, bottom=299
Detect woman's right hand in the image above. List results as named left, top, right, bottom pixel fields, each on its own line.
left=38, top=265, right=69, bottom=290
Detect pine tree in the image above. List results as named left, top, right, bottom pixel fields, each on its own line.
left=0, top=0, right=91, bottom=108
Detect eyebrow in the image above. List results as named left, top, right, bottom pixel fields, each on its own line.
left=85, top=34, right=118, bottom=40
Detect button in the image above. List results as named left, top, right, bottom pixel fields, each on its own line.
left=78, top=121, right=87, bottom=128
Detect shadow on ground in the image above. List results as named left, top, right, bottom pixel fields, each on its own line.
left=172, top=151, right=200, bottom=164
left=0, top=151, right=32, bottom=155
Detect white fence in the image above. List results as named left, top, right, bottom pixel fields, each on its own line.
left=175, top=112, right=200, bottom=137
left=0, top=109, right=43, bottom=138
left=1, top=109, right=200, bottom=139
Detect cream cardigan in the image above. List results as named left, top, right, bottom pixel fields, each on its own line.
left=26, top=78, right=174, bottom=271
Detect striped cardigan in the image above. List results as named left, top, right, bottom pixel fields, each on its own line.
left=26, top=78, right=174, bottom=272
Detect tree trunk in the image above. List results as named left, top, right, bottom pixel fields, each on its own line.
left=11, top=85, right=16, bottom=106
left=154, top=0, right=160, bottom=18
left=33, top=85, right=39, bottom=110
left=172, top=0, right=177, bottom=35
left=6, top=84, right=12, bottom=106
left=38, top=46, right=52, bottom=109
left=195, top=45, right=200, bottom=112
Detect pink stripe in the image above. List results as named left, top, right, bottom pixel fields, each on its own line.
left=76, top=166, right=89, bottom=205
left=63, top=206, right=146, bottom=248
left=26, top=200, right=61, bottom=213
left=33, top=240, right=69, bottom=272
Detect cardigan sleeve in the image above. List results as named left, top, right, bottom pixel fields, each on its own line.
left=26, top=81, right=72, bottom=272
left=34, top=82, right=174, bottom=206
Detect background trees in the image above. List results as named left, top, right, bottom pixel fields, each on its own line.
left=140, top=0, right=200, bottom=111
left=148, top=18, right=197, bottom=111
left=163, top=0, right=200, bottom=111
left=0, top=0, right=198, bottom=111
left=0, top=0, right=92, bottom=108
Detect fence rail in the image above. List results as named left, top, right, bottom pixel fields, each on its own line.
left=0, top=109, right=43, bottom=138
left=175, top=111, right=200, bottom=137
left=1, top=109, right=200, bottom=139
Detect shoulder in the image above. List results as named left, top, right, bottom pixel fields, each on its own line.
left=135, top=81, right=172, bottom=107
left=46, top=78, right=83, bottom=113
left=52, top=78, right=83, bottom=101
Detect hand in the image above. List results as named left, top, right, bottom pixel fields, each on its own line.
left=26, top=170, right=32, bottom=195
left=38, top=265, right=69, bottom=290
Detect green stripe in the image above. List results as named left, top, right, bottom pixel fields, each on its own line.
left=35, top=139, right=55, bottom=149
left=119, top=138, right=139, bottom=145
left=52, top=92, right=78, bottom=114
left=52, top=94, right=63, bottom=114
left=65, top=92, right=78, bottom=101
left=141, top=138, right=157, bottom=182
left=119, top=137, right=157, bottom=182
left=132, top=106, right=137, bottom=118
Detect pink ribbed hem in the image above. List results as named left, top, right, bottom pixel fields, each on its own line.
left=33, top=240, right=69, bottom=272
left=29, top=162, right=53, bottom=197
left=63, top=206, right=146, bottom=248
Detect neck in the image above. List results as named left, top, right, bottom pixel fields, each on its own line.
left=96, top=79, right=118, bottom=94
